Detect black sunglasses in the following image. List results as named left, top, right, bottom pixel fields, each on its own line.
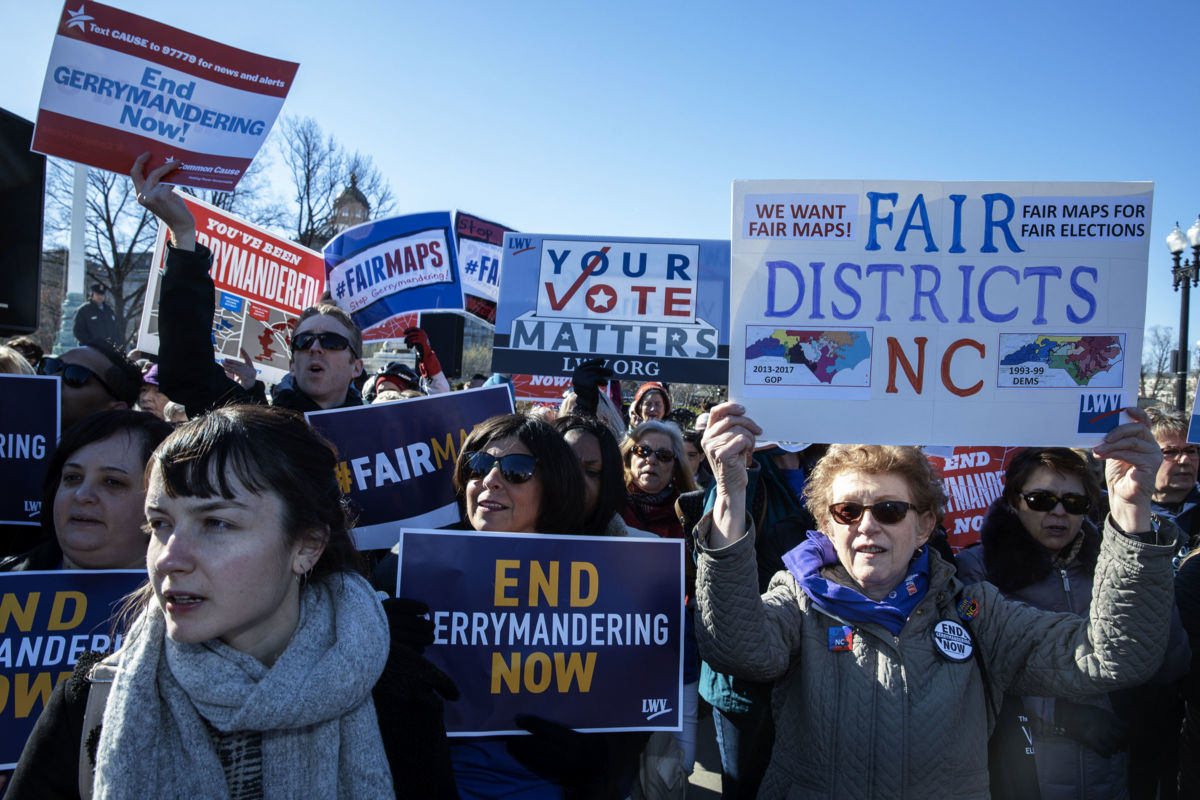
left=37, top=357, right=118, bottom=399
left=829, top=500, right=916, bottom=525
left=632, top=443, right=675, bottom=463
left=291, top=331, right=357, bottom=357
left=1021, top=490, right=1091, bottom=515
left=464, top=451, right=538, bottom=484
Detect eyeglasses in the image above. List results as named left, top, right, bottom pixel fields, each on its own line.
left=828, top=500, right=916, bottom=525
left=1020, top=490, right=1091, bottom=515
left=291, top=331, right=358, bottom=357
left=37, top=357, right=118, bottom=399
left=1162, top=447, right=1200, bottom=461
left=632, top=443, right=675, bottom=463
left=464, top=451, right=538, bottom=484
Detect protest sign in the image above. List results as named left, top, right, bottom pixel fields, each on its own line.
left=0, top=570, right=145, bottom=769
left=305, top=386, right=513, bottom=549
left=362, top=312, right=420, bottom=345
left=398, top=529, right=684, bottom=736
left=137, top=192, right=325, bottom=385
left=0, top=375, right=59, bottom=527
left=455, top=211, right=514, bottom=325
left=730, top=181, right=1152, bottom=446
left=32, top=1, right=297, bottom=190
left=492, top=234, right=731, bottom=383
left=323, top=212, right=465, bottom=341
left=924, top=446, right=1022, bottom=550
left=511, top=373, right=572, bottom=404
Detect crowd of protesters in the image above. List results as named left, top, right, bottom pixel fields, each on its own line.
left=0, top=155, right=1196, bottom=799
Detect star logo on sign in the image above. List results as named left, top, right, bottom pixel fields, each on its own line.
left=66, top=5, right=94, bottom=31
left=585, top=284, right=616, bottom=313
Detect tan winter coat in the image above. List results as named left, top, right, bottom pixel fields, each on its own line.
left=694, top=515, right=1177, bottom=800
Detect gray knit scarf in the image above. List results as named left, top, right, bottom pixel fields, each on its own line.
left=93, top=573, right=395, bottom=800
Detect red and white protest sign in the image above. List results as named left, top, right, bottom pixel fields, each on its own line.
left=925, top=446, right=1022, bottom=551
left=511, top=374, right=572, bottom=403
left=137, top=192, right=324, bottom=384
left=33, top=1, right=297, bottom=189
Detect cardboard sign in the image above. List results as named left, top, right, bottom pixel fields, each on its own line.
left=304, top=386, right=514, bottom=549
left=729, top=181, right=1152, bottom=445
left=32, top=1, right=296, bottom=189
left=397, top=529, right=684, bottom=736
left=0, top=375, right=59, bottom=527
left=323, top=212, right=465, bottom=341
left=137, top=192, right=325, bottom=385
left=455, top=211, right=514, bottom=325
left=492, top=234, right=731, bottom=383
left=924, top=446, right=1022, bottom=550
left=0, top=570, right=146, bottom=769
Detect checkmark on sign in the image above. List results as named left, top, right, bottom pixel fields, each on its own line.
left=543, top=246, right=611, bottom=311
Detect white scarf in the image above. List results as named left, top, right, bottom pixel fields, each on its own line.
left=94, top=573, right=395, bottom=800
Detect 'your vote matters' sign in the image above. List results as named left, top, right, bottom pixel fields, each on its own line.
left=730, top=180, right=1152, bottom=446
left=492, top=234, right=730, bottom=383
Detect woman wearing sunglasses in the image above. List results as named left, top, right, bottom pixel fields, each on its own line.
left=620, top=421, right=696, bottom=540
left=694, top=403, right=1180, bottom=799
left=956, top=448, right=1190, bottom=799
left=445, top=414, right=649, bottom=798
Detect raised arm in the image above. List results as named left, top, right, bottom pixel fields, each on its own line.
left=133, top=154, right=248, bottom=416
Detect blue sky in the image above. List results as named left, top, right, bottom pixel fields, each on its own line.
left=3, top=0, right=1198, bottom=340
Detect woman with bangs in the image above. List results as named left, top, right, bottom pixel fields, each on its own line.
left=8, top=404, right=455, bottom=800
left=694, top=402, right=1180, bottom=799
left=956, top=447, right=1190, bottom=799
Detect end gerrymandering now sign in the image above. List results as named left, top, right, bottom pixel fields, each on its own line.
left=730, top=180, right=1152, bottom=446
left=137, top=192, right=325, bottom=385
left=0, top=570, right=146, bottom=769
left=323, top=212, right=465, bottom=340
left=492, top=234, right=731, bottom=383
left=33, top=1, right=297, bottom=189
left=0, top=376, right=59, bottom=527
left=398, top=529, right=684, bottom=736
left=304, top=386, right=514, bottom=550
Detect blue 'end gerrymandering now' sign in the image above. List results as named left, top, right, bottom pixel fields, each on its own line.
left=398, top=529, right=684, bottom=736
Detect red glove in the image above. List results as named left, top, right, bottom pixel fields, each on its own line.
left=404, top=327, right=442, bottom=378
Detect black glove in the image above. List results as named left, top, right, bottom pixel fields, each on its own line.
left=505, top=715, right=608, bottom=788
left=570, top=358, right=613, bottom=416
left=1053, top=700, right=1128, bottom=757
left=382, top=596, right=434, bottom=653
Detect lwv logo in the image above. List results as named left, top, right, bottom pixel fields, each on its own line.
left=641, top=698, right=672, bottom=721
left=1077, top=392, right=1123, bottom=434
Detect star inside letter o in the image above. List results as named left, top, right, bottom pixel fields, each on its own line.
left=585, top=284, right=617, bottom=313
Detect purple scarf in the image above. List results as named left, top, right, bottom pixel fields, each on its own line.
left=782, top=530, right=929, bottom=636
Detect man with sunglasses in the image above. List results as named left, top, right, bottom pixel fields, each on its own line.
left=37, top=342, right=142, bottom=431
left=1148, top=408, right=1200, bottom=556
left=131, top=155, right=368, bottom=415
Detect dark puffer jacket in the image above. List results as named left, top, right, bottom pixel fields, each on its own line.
left=957, top=501, right=1190, bottom=800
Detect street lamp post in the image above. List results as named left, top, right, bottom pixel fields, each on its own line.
left=1168, top=216, right=1200, bottom=411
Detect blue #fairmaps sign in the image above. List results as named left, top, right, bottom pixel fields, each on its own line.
left=0, top=375, right=60, bottom=526
left=323, top=211, right=465, bottom=334
left=398, top=529, right=684, bottom=736
left=0, top=570, right=146, bottom=769
left=491, top=234, right=731, bottom=383
left=305, top=386, right=514, bottom=550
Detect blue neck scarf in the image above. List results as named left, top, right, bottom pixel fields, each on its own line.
left=782, top=530, right=930, bottom=636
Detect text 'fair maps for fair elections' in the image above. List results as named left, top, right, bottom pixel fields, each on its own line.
left=730, top=181, right=1152, bottom=447
left=137, top=192, right=325, bottom=385
left=491, top=235, right=731, bottom=383
left=33, top=2, right=297, bottom=190
left=323, top=212, right=465, bottom=342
